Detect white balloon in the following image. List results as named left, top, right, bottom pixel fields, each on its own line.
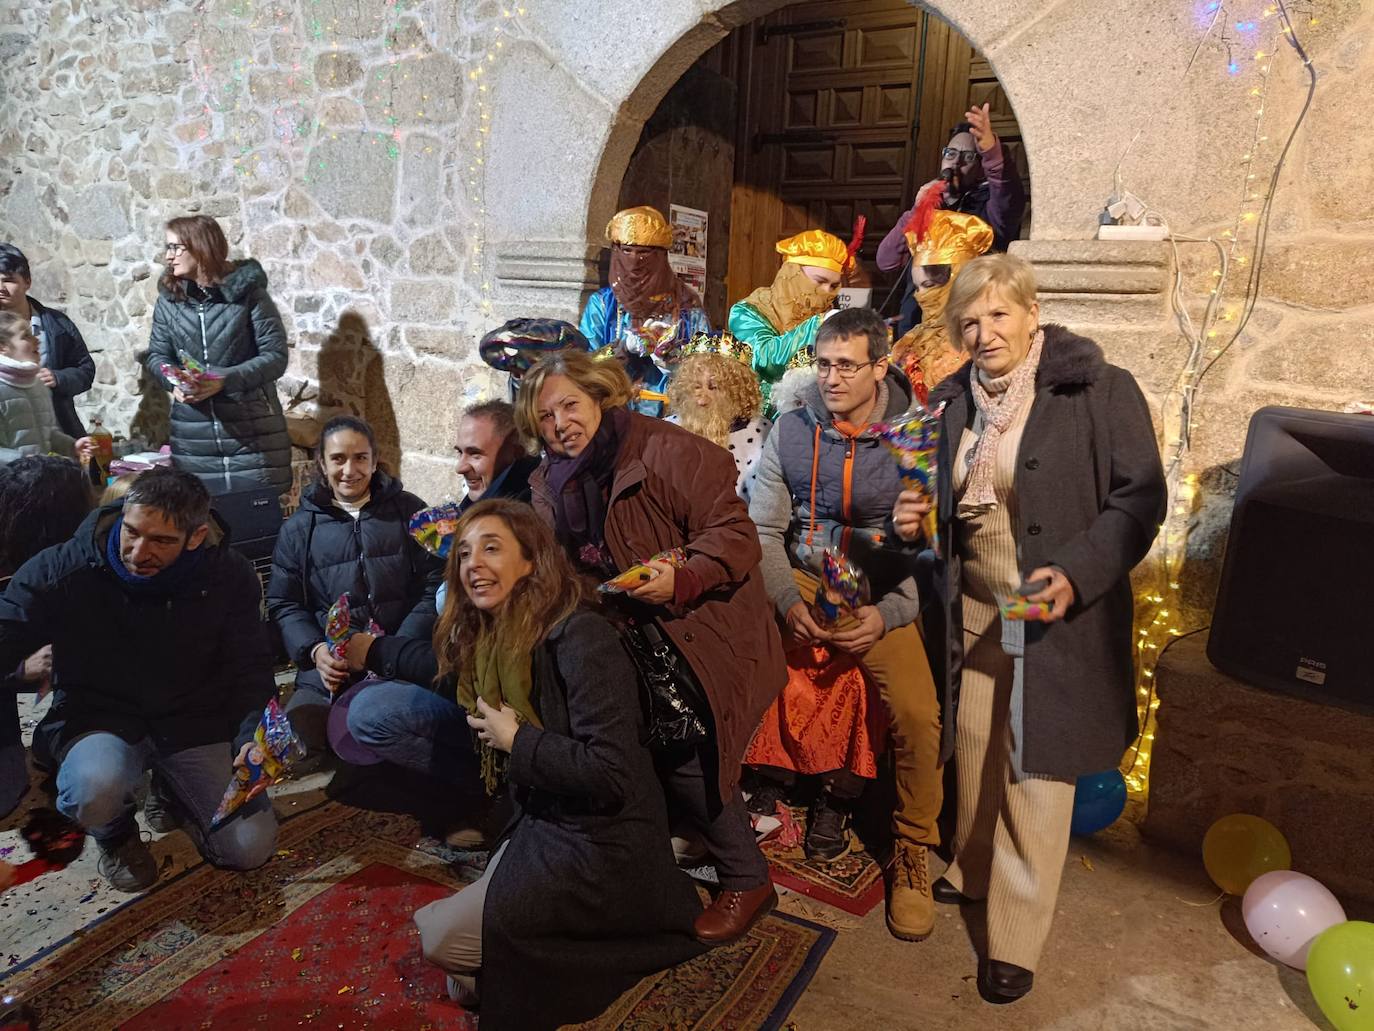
left=1241, top=869, right=1347, bottom=970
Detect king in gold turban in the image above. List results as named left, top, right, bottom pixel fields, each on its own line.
left=579, top=205, right=712, bottom=417
left=728, top=228, right=860, bottom=409
left=891, top=209, right=994, bottom=401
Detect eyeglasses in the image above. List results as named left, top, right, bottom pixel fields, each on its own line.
left=941, top=147, right=978, bottom=164
left=815, top=359, right=877, bottom=379
left=163, top=243, right=187, bottom=256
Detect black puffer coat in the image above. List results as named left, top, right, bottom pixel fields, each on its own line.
left=144, top=259, right=291, bottom=491
left=0, top=505, right=276, bottom=762
left=265, top=471, right=443, bottom=693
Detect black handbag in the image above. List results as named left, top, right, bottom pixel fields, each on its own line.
left=620, top=619, right=711, bottom=749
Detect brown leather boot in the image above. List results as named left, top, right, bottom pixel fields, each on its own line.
left=693, top=882, right=778, bottom=944
left=885, top=841, right=935, bottom=941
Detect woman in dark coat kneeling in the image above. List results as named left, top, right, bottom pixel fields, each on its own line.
left=409, top=499, right=706, bottom=1030
left=516, top=347, right=787, bottom=943
left=893, top=253, right=1166, bottom=1003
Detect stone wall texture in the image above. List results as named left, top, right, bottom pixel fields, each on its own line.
left=1, top=0, right=1370, bottom=599
left=1145, top=633, right=1374, bottom=904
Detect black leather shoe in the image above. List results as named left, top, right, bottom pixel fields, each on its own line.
left=980, top=959, right=1034, bottom=1003
left=932, top=876, right=976, bottom=905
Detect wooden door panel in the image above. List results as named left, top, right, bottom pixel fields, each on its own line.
left=788, top=31, right=845, bottom=72
left=726, top=1, right=1027, bottom=306
left=855, top=23, right=920, bottom=67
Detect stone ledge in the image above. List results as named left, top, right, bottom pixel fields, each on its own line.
left=493, top=239, right=600, bottom=292
left=1142, top=631, right=1374, bottom=904
left=1011, top=239, right=1171, bottom=295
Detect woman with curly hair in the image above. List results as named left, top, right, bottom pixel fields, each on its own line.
left=665, top=336, right=772, bottom=503
left=369, top=499, right=705, bottom=1029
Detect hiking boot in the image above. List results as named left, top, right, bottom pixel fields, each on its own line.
left=97, top=833, right=158, bottom=893
left=143, top=778, right=182, bottom=834
left=885, top=841, right=935, bottom=941
left=694, top=882, right=778, bottom=944
left=803, top=792, right=852, bottom=862
left=745, top=779, right=788, bottom=817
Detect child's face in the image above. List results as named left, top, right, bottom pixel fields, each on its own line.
left=1, top=327, right=39, bottom=364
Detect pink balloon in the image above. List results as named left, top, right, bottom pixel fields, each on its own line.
left=1241, top=870, right=1347, bottom=970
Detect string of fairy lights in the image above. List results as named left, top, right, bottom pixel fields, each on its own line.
left=1119, top=0, right=1319, bottom=795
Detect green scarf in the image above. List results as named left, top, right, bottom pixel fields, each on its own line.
left=458, top=632, right=542, bottom=793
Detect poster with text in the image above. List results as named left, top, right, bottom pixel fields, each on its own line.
left=669, top=204, right=708, bottom=300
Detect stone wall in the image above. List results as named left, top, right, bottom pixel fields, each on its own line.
left=1, top=0, right=1371, bottom=596
left=1144, top=633, right=1374, bottom=904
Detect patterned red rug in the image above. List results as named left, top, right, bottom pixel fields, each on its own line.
left=762, top=807, right=886, bottom=918
left=3, top=803, right=833, bottom=1030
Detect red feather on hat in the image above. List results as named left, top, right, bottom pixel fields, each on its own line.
left=844, top=214, right=867, bottom=273
left=903, top=178, right=948, bottom=249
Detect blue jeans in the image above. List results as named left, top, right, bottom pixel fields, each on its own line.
left=345, top=680, right=476, bottom=789
left=55, top=732, right=278, bottom=869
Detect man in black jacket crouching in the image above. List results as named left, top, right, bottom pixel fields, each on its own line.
left=0, top=467, right=278, bottom=892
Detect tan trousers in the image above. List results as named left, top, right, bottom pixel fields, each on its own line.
left=942, top=628, right=1075, bottom=971
left=793, top=569, right=943, bottom=847
left=413, top=840, right=509, bottom=1000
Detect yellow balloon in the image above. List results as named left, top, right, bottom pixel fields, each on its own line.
left=1203, top=814, right=1292, bottom=895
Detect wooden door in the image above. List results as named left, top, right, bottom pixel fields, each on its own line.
left=725, top=1, right=1027, bottom=308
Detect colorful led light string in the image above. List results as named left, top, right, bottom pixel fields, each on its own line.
left=1121, top=0, right=1319, bottom=797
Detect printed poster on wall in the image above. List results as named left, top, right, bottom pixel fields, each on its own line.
left=668, top=204, right=708, bottom=301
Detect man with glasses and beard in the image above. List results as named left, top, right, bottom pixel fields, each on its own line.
left=877, top=103, right=1028, bottom=334
left=748, top=306, right=943, bottom=945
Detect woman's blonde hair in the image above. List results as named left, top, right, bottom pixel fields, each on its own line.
left=944, top=252, right=1038, bottom=340
left=432, top=498, right=590, bottom=687
left=513, top=348, right=634, bottom=448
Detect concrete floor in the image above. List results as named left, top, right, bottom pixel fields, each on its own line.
left=788, top=819, right=1353, bottom=1031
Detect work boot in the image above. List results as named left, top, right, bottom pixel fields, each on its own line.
left=97, top=833, right=158, bottom=893
left=803, top=791, right=852, bottom=862
left=694, top=882, right=778, bottom=944
left=143, top=777, right=182, bottom=834
left=885, top=841, right=935, bottom=941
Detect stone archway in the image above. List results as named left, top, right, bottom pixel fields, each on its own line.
left=482, top=0, right=1219, bottom=326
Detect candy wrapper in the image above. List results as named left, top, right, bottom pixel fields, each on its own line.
left=872, top=403, right=944, bottom=551
left=621, top=311, right=681, bottom=363
left=598, top=548, right=688, bottom=595
left=325, top=592, right=385, bottom=666
left=997, top=594, right=1054, bottom=622
left=814, top=549, right=870, bottom=626
left=408, top=501, right=464, bottom=558
left=159, top=351, right=226, bottom=394
left=211, top=699, right=306, bottom=827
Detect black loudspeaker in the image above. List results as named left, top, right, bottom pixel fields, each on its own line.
left=1207, top=406, right=1374, bottom=712
left=208, top=476, right=284, bottom=565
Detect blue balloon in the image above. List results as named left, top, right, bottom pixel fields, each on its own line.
left=1071, top=769, right=1127, bottom=835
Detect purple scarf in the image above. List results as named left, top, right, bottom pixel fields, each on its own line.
left=544, top=407, right=629, bottom=568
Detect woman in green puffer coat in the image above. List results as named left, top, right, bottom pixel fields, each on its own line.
left=144, top=215, right=291, bottom=492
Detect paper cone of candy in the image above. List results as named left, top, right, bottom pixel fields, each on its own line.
left=598, top=548, right=688, bottom=594
left=211, top=698, right=306, bottom=827
left=872, top=402, right=944, bottom=551
left=408, top=501, right=464, bottom=559
left=814, top=549, right=870, bottom=626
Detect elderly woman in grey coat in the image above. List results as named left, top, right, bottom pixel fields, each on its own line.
left=144, top=215, right=291, bottom=492
left=893, top=253, right=1165, bottom=1004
